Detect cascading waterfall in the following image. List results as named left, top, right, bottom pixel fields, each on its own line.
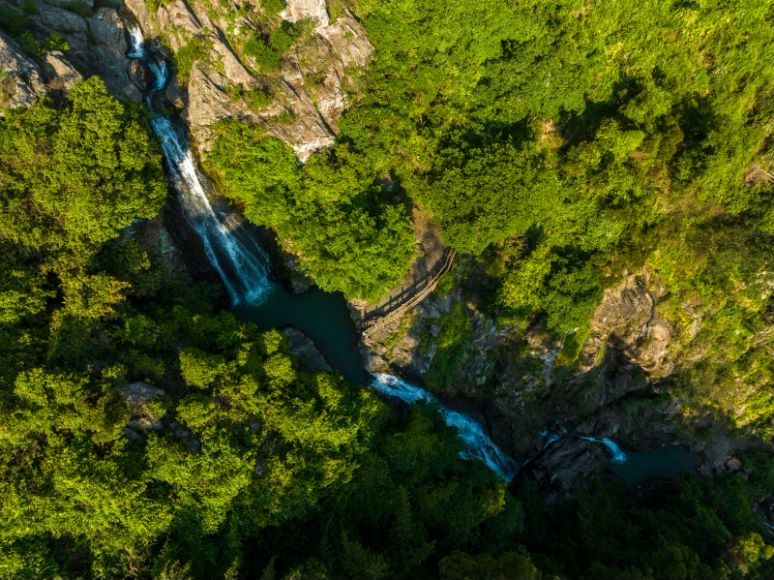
left=150, top=118, right=273, bottom=303
left=370, top=373, right=518, bottom=481
left=127, top=26, right=272, bottom=305
left=125, top=24, right=636, bottom=484
left=148, top=61, right=169, bottom=94
left=539, top=429, right=629, bottom=464
left=539, top=429, right=562, bottom=450
left=127, top=26, right=145, bottom=59
left=580, top=435, right=628, bottom=463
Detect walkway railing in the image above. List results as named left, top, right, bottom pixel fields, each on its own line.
left=359, top=248, right=455, bottom=340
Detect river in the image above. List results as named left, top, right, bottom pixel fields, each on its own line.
left=127, top=28, right=521, bottom=482
left=126, top=27, right=698, bottom=487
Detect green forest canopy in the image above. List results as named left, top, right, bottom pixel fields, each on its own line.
left=1, top=0, right=774, bottom=578
left=209, top=0, right=774, bottom=333
left=207, top=0, right=774, bottom=438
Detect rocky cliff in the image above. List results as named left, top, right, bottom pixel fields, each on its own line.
left=362, top=264, right=758, bottom=495
left=1, top=1, right=140, bottom=109
left=0, top=30, right=46, bottom=111
left=3, top=0, right=141, bottom=103
left=123, top=0, right=372, bottom=158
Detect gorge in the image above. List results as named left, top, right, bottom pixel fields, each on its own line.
left=128, top=26, right=525, bottom=482
left=126, top=21, right=703, bottom=490
left=2, top=1, right=772, bottom=577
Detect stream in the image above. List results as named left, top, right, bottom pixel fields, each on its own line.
left=126, top=27, right=698, bottom=487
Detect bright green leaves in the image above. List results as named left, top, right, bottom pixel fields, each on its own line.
left=0, top=77, right=165, bottom=255
left=0, top=269, right=52, bottom=325
left=207, top=120, right=300, bottom=229
left=261, top=352, right=295, bottom=390
left=0, top=76, right=166, bottom=368
left=206, top=122, right=416, bottom=301
left=425, top=137, right=556, bottom=255
left=180, top=348, right=228, bottom=389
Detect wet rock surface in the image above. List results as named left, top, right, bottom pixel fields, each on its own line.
left=528, top=438, right=610, bottom=500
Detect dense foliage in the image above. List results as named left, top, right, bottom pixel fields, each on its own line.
left=2, top=0, right=774, bottom=578
left=204, top=0, right=774, bottom=429
left=205, top=0, right=774, bottom=352
left=206, top=120, right=416, bottom=301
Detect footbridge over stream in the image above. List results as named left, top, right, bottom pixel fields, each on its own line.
left=358, top=248, right=455, bottom=341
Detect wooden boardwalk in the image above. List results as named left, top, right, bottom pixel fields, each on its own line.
left=359, top=248, right=455, bottom=341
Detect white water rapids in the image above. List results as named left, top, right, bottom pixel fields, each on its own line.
left=370, top=374, right=519, bottom=481
left=126, top=25, right=635, bottom=485
left=540, top=429, right=628, bottom=464
left=127, top=26, right=145, bottom=59
left=581, top=435, right=628, bottom=463
left=128, top=27, right=272, bottom=305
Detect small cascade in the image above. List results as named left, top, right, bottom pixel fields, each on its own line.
left=541, top=349, right=558, bottom=385
left=370, top=373, right=518, bottom=481
left=581, top=435, right=628, bottom=464
left=537, top=430, right=628, bottom=464
left=368, top=373, right=434, bottom=403
left=539, top=429, right=562, bottom=450
left=147, top=60, right=169, bottom=94
left=127, top=27, right=273, bottom=305
left=127, top=26, right=145, bottom=59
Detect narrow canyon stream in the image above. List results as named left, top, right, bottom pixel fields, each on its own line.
left=126, top=27, right=697, bottom=487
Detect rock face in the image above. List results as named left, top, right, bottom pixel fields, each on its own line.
left=365, top=267, right=691, bottom=493
left=281, top=0, right=329, bottom=26
left=1, top=1, right=141, bottom=106
left=0, top=31, right=46, bottom=111
left=529, top=438, right=610, bottom=500
left=581, top=270, right=673, bottom=379
left=282, top=328, right=332, bottom=373
left=42, top=51, right=82, bottom=93
left=84, top=7, right=141, bottom=101
left=123, top=0, right=372, bottom=158
left=119, top=382, right=165, bottom=432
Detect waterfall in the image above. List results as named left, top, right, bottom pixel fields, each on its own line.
left=538, top=430, right=628, bottom=464
left=148, top=61, right=169, bottom=94
left=539, top=429, right=562, bottom=449
left=127, top=27, right=273, bottom=305
left=368, top=373, right=434, bottom=403
left=150, top=117, right=272, bottom=303
left=127, top=26, right=145, bottom=59
left=541, top=349, right=558, bottom=385
left=581, top=435, right=628, bottom=464
left=370, top=373, right=518, bottom=481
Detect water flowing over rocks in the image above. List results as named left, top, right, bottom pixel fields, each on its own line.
left=149, top=90, right=274, bottom=305
left=123, top=0, right=372, bottom=158
left=370, top=373, right=518, bottom=481
left=363, top=267, right=702, bottom=494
